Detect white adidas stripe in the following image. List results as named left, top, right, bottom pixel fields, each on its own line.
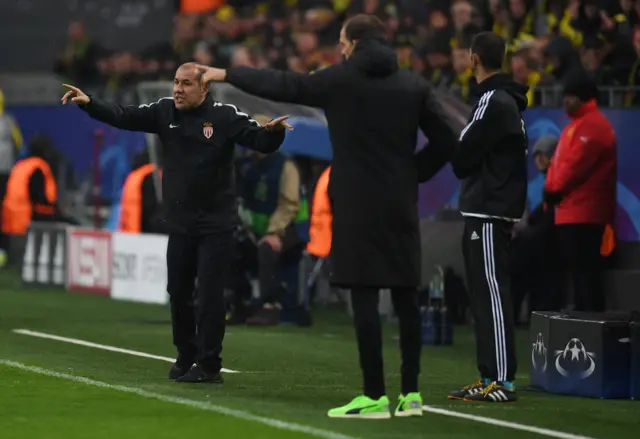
left=459, top=90, right=495, bottom=140
left=482, top=223, right=508, bottom=382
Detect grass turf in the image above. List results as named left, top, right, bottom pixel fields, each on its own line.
left=0, top=270, right=636, bottom=438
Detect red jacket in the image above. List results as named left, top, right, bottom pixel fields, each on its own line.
left=545, top=100, right=616, bottom=225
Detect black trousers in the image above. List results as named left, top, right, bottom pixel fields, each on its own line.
left=351, top=287, right=422, bottom=399
left=511, top=227, right=564, bottom=318
left=166, top=232, right=233, bottom=373
left=257, top=227, right=304, bottom=306
left=230, top=226, right=303, bottom=308
left=462, top=218, right=517, bottom=383
left=556, top=223, right=605, bottom=312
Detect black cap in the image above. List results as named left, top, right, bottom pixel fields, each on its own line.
left=562, top=71, right=599, bottom=102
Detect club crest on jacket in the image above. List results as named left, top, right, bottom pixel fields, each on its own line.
left=203, top=122, right=213, bottom=139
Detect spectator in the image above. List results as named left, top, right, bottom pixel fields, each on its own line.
left=0, top=89, right=24, bottom=248
left=511, top=136, right=563, bottom=322
left=622, top=27, right=640, bottom=105
left=101, top=52, right=141, bottom=106
left=450, top=47, right=474, bottom=102
left=511, top=48, right=553, bottom=106
left=504, top=0, right=536, bottom=48
left=40, top=0, right=640, bottom=109
left=0, top=89, right=23, bottom=197
left=451, top=1, right=482, bottom=49
left=580, top=37, right=613, bottom=86
left=543, top=36, right=581, bottom=84
left=193, top=41, right=216, bottom=66
left=53, top=21, right=105, bottom=87
left=425, top=32, right=455, bottom=88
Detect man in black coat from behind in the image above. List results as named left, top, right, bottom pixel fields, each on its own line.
left=200, top=14, right=459, bottom=418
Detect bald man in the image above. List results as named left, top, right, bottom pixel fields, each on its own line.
left=62, top=63, right=292, bottom=383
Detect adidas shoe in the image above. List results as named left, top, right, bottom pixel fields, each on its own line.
left=448, top=379, right=486, bottom=400
left=395, top=393, right=422, bottom=417
left=463, top=381, right=517, bottom=403
left=327, top=395, right=391, bottom=419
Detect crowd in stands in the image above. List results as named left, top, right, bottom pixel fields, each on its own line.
left=54, top=0, right=640, bottom=107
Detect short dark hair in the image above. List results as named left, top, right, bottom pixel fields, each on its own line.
left=343, top=14, right=387, bottom=41
left=470, top=32, right=506, bottom=71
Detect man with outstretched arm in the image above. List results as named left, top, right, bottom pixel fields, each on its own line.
left=62, top=62, right=292, bottom=383
left=198, top=15, right=459, bottom=419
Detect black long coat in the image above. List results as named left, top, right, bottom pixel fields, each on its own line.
left=226, top=37, right=458, bottom=288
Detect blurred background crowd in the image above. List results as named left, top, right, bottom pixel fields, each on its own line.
left=54, top=0, right=640, bottom=107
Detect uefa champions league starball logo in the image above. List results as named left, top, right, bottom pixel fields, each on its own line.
left=554, top=338, right=597, bottom=379
left=531, top=332, right=547, bottom=373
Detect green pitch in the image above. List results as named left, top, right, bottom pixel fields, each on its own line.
left=0, top=270, right=636, bottom=439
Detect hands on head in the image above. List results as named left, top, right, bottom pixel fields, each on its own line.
left=61, top=84, right=90, bottom=105
left=195, top=65, right=293, bottom=132
left=195, top=65, right=227, bottom=84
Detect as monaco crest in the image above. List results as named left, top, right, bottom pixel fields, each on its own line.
left=203, top=122, right=213, bottom=139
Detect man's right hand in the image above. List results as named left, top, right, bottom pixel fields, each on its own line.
left=61, top=84, right=90, bottom=105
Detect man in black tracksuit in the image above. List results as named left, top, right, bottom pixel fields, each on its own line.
left=448, top=33, right=528, bottom=403
left=61, top=62, right=289, bottom=383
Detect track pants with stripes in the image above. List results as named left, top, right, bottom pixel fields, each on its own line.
left=462, top=217, right=517, bottom=383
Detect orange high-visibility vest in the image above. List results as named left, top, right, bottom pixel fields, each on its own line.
left=2, top=157, right=57, bottom=235
left=118, top=164, right=159, bottom=233
left=306, top=167, right=332, bottom=258
left=180, top=0, right=223, bottom=13
left=601, top=224, right=615, bottom=257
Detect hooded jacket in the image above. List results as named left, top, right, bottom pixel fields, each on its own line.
left=225, top=36, right=459, bottom=288
left=452, top=73, right=529, bottom=221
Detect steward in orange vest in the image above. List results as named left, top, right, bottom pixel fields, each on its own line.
left=306, top=166, right=332, bottom=258
left=119, top=160, right=161, bottom=234
left=2, top=152, right=57, bottom=236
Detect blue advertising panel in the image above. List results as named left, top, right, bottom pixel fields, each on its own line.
left=7, top=106, right=640, bottom=241
left=417, top=109, right=640, bottom=242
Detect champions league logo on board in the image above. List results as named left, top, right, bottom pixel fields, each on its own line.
left=554, top=338, right=597, bottom=379
left=531, top=332, right=547, bottom=373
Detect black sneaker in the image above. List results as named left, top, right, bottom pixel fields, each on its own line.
left=448, top=379, right=485, bottom=400
left=463, top=381, right=517, bottom=403
left=175, top=365, right=224, bottom=384
left=168, top=361, right=194, bottom=380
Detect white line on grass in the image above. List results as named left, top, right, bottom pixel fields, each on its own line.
left=12, top=329, right=239, bottom=374
left=0, top=360, right=357, bottom=439
left=422, top=405, right=596, bottom=439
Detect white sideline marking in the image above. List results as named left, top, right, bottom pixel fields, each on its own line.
left=422, top=405, right=596, bottom=439
left=0, top=360, right=357, bottom=439
left=12, top=329, right=239, bottom=374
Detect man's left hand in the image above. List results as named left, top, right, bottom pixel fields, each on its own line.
left=264, top=116, right=294, bottom=132
left=197, top=65, right=226, bottom=83
left=260, top=234, right=283, bottom=252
